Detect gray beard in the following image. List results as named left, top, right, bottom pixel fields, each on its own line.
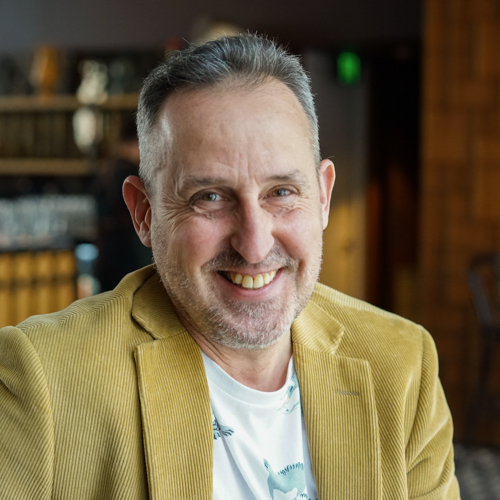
left=154, top=245, right=322, bottom=350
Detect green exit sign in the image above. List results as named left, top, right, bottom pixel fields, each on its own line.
left=337, top=51, right=361, bottom=85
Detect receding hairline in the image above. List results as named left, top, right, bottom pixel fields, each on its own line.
left=153, top=72, right=309, bottom=132
left=145, top=75, right=318, bottom=194
left=137, top=34, right=321, bottom=195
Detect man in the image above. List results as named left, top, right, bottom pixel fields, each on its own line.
left=0, top=35, right=459, bottom=499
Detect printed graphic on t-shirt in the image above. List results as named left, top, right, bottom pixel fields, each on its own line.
left=212, top=409, right=234, bottom=440
left=274, top=372, right=301, bottom=414
left=263, top=459, right=317, bottom=500
left=203, top=353, right=318, bottom=499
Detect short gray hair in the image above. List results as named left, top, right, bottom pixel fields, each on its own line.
left=136, top=33, right=319, bottom=193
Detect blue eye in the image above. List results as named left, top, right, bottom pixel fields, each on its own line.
left=273, top=188, right=291, bottom=197
left=200, top=192, right=221, bottom=202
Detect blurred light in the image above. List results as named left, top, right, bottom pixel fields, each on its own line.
left=75, top=243, right=99, bottom=262
left=75, top=243, right=100, bottom=297
left=337, top=51, right=361, bottom=85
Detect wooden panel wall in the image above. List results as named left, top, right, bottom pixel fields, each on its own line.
left=421, top=0, right=500, bottom=441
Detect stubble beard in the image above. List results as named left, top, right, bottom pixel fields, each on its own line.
left=152, top=238, right=323, bottom=350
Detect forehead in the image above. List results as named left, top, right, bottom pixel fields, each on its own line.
left=155, top=80, right=315, bottom=183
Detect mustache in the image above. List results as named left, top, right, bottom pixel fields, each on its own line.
left=203, top=246, right=297, bottom=273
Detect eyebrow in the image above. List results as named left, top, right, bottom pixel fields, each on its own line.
left=178, top=170, right=312, bottom=192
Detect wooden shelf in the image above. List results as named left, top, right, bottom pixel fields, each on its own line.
left=0, top=158, right=95, bottom=176
left=0, top=93, right=139, bottom=112
left=0, top=94, right=139, bottom=176
left=103, top=94, right=139, bottom=110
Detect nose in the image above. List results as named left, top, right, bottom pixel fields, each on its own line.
left=230, top=199, right=274, bottom=264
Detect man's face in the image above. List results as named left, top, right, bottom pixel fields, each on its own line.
left=148, top=80, right=334, bottom=349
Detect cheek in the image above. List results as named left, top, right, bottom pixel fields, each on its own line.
left=161, top=216, right=228, bottom=270
left=275, top=209, right=324, bottom=259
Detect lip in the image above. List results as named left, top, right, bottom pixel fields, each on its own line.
left=213, top=268, right=282, bottom=299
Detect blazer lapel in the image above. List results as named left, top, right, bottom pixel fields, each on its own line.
left=132, top=273, right=213, bottom=500
left=293, top=301, right=382, bottom=500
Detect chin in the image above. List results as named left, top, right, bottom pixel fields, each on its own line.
left=202, top=308, right=293, bottom=350
left=196, top=287, right=311, bottom=350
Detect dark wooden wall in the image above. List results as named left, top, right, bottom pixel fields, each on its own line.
left=421, top=0, right=500, bottom=443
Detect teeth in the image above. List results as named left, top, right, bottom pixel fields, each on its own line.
left=253, top=274, right=264, bottom=289
left=228, top=270, right=279, bottom=288
left=241, top=275, right=254, bottom=289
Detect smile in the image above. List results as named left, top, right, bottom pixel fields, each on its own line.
left=218, top=270, right=279, bottom=289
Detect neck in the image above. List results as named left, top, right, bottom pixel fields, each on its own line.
left=190, top=330, right=293, bottom=392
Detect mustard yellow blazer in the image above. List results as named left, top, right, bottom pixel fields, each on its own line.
left=0, top=266, right=459, bottom=499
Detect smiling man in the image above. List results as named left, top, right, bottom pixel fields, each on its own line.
left=125, top=75, right=331, bottom=381
left=0, top=35, right=459, bottom=499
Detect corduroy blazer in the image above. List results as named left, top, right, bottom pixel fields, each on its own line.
left=0, top=265, right=459, bottom=499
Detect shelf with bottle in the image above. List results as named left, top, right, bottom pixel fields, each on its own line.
left=0, top=191, right=104, bottom=327
left=0, top=194, right=97, bottom=252
left=0, top=93, right=138, bottom=176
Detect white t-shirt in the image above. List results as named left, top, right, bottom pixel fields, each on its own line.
left=201, top=351, right=318, bottom=500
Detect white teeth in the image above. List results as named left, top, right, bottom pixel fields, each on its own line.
left=241, top=275, right=254, bottom=289
left=229, top=272, right=243, bottom=284
left=253, top=274, right=264, bottom=289
left=228, top=270, right=279, bottom=288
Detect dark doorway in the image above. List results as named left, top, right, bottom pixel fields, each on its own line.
left=366, top=44, right=421, bottom=319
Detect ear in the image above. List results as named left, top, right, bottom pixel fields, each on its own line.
left=318, top=159, right=336, bottom=230
left=123, top=175, right=152, bottom=247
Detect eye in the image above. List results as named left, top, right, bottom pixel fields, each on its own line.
left=263, top=187, right=296, bottom=214
left=190, top=190, right=230, bottom=215
left=199, top=192, right=222, bottom=202
left=272, top=188, right=292, bottom=197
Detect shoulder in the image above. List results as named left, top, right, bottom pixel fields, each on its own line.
left=308, top=283, right=433, bottom=369
left=304, top=285, right=443, bottom=438
left=3, top=266, right=157, bottom=361
left=312, top=282, right=419, bottom=327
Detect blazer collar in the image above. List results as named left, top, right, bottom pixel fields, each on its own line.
left=131, top=271, right=186, bottom=340
left=292, top=295, right=383, bottom=499
left=291, top=297, right=345, bottom=353
left=132, top=272, right=213, bottom=499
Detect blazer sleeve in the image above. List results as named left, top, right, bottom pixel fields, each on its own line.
left=0, top=326, right=54, bottom=500
left=406, top=327, right=460, bottom=499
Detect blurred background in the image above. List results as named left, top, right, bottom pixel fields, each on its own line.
left=1, top=0, right=499, bottom=495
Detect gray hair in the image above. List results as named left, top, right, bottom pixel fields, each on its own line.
left=136, top=33, right=319, bottom=193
